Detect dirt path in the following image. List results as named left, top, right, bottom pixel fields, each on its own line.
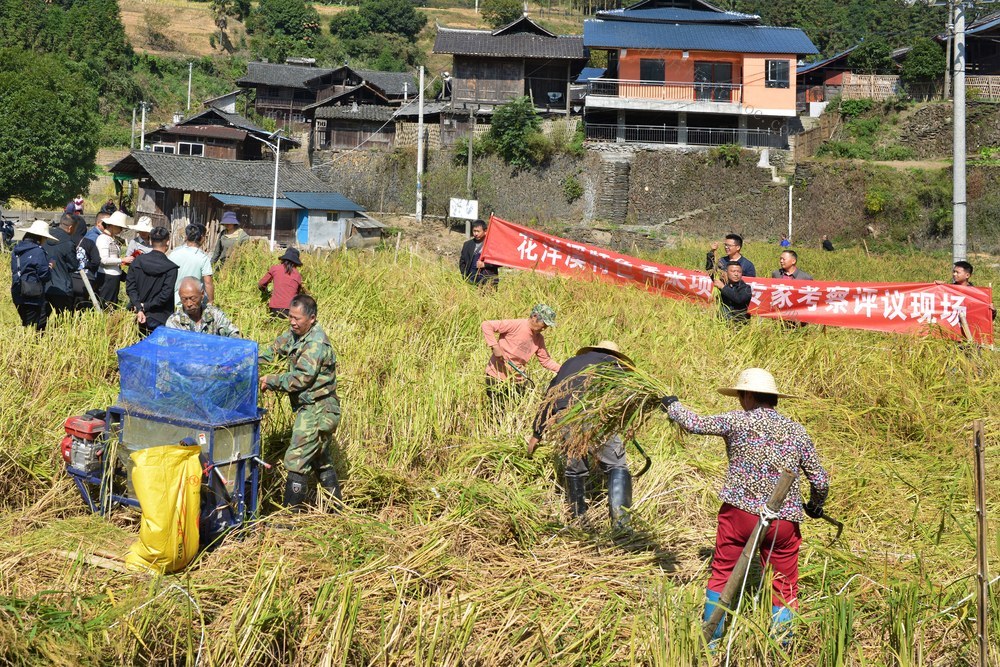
left=872, top=159, right=951, bottom=170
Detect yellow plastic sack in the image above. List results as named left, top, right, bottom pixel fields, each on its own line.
left=125, top=444, right=202, bottom=574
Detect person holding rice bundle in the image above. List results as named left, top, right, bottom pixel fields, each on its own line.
left=527, top=340, right=635, bottom=529
left=659, top=368, right=829, bottom=644
left=481, top=304, right=561, bottom=399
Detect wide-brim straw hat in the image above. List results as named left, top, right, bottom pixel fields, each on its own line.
left=576, top=340, right=634, bottom=367
left=14, top=220, right=57, bottom=242
left=718, top=368, right=798, bottom=399
left=104, top=210, right=130, bottom=230
left=130, top=216, right=154, bottom=233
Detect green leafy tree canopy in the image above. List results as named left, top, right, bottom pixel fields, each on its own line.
left=0, top=48, right=99, bottom=206
left=247, top=0, right=322, bottom=60
left=901, top=37, right=946, bottom=83
left=848, top=38, right=894, bottom=75
left=481, top=0, right=522, bottom=30
left=488, top=96, right=545, bottom=169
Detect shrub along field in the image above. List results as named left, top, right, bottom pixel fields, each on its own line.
left=0, top=240, right=997, bottom=665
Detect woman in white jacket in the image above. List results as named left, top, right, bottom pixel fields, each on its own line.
left=95, top=211, right=134, bottom=306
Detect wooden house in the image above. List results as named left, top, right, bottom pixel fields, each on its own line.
left=144, top=108, right=300, bottom=161
left=433, top=15, right=588, bottom=113
left=583, top=0, right=818, bottom=148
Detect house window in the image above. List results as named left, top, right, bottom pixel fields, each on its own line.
left=766, top=60, right=790, bottom=88
left=151, top=144, right=175, bottom=154
left=639, top=58, right=665, bottom=83
left=177, top=142, right=204, bottom=156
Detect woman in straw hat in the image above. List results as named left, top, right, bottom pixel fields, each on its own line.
left=125, top=216, right=155, bottom=258
left=660, top=368, right=829, bottom=644
left=95, top=210, right=134, bottom=307
left=212, top=211, right=250, bottom=267
left=10, top=220, right=56, bottom=330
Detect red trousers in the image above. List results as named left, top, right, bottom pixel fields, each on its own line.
left=707, top=503, right=802, bottom=608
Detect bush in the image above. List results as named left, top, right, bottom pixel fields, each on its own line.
left=839, top=99, right=874, bottom=118
left=488, top=97, right=545, bottom=169
left=562, top=175, right=583, bottom=203
left=709, top=143, right=742, bottom=167
left=873, top=145, right=914, bottom=161
left=864, top=187, right=889, bottom=215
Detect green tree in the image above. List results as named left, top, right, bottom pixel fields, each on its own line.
left=481, top=0, right=522, bottom=30
left=900, top=37, right=945, bottom=84
left=848, top=38, right=894, bottom=75
left=210, top=0, right=251, bottom=52
left=247, top=0, right=321, bottom=59
left=0, top=49, right=99, bottom=207
left=488, top=96, right=547, bottom=169
left=361, top=0, right=426, bottom=40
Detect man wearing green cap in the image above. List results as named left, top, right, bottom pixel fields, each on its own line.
left=481, top=304, right=561, bottom=395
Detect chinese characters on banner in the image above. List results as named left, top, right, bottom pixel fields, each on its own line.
left=480, top=215, right=995, bottom=345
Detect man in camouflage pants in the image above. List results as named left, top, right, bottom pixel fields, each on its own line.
left=259, top=293, right=342, bottom=510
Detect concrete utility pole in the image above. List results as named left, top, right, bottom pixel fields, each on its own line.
left=187, top=62, right=193, bottom=111
left=131, top=107, right=137, bottom=150
left=953, top=1, right=967, bottom=262
left=945, top=0, right=954, bottom=99
left=416, top=65, right=425, bottom=223
left=140, top=102, right=148, bottom=151
left=466, top=107, right=476, bottom=237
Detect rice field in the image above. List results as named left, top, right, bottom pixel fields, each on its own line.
left=0, top=238, right=997, bottom=665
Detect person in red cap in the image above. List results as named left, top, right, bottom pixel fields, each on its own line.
left=259, top=248, right=304, bottom=317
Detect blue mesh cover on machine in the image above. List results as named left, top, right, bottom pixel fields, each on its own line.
left=117, top=327, right=259, bottom=424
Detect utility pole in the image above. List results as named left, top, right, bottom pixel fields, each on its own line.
left=187, top=62, right=193, bottom=111
left=953, top=0, right=967, bottom=262
left=945, top=0, right=954, bottom=99
left=416, top=65, right=425, bottom=223
left=466, top=106, right=476, bottom=236
left=140, top=101, right=148, bottom=151
left=131, top=107, right=137, bottom=150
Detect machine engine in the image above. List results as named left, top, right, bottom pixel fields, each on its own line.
left=60, top=415, right=106, bottom=474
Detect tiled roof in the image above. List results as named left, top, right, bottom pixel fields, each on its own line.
left=355, top=69, right=417, bottom=97
left=392, top=101, right=450, bottom=118
left=314, top=104, right=397, bottom=122
left=238, top=61, right=334, bottom=89
left=797, top=45, right=858, bottom=75
left=595, top=7, right=760, bottom=24
left=305, top=84, right=390, bottom=110
left=109, top=152, right=335, bottom=197
left=154, top=125, right=248, bottom=141
left=284, top=191, right=364, bottom=212
left=584, top=19, right=818, bottom=55
left=168, top=108, right=301, bottom=148
left=434, top=26, right=586, bottom=59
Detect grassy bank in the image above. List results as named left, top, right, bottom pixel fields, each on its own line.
left=0, top=240, right=997, bottom=664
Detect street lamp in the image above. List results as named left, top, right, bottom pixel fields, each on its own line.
left=248, top=130, right=284, bottom=251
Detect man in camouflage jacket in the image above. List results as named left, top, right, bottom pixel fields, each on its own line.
left=259, top=293, right=342, bottom=509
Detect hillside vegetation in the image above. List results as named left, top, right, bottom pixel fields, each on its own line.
left=0, top=241, right=997, bottom=664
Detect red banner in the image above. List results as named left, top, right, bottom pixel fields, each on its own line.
left=481, top=215, right=995, bottom=344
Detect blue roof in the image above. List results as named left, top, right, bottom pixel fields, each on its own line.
left=577, top=66, right=607, bottom=83
left=584, top=19, right=818, bottom=55
left=284, top=191, right=365, bottom=212
left=211, top=193, right=301, bottom=209
left=595, top=7, right=759, bottom=24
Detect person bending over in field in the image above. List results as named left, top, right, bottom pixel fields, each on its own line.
left=259, top=294, right=343, bottom=510
left=481, top=304, right=561, bottom=402
left=527, top=340, right=634, bottom=530
left=166, top=277, right=240, bottom=338
left=659, top=368, right=829, bottom=646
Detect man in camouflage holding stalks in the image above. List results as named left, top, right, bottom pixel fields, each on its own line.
left=259, top=294, right=343, bottom=510
left=527, top=340, right=634, bottom=529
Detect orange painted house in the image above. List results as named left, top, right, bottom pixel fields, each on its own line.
left=583, top=0, right=818, bottom=147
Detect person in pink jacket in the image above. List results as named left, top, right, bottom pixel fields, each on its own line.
left=481, top=304, right=561, bottom=398
left=259, top=247, right=304, bottom=317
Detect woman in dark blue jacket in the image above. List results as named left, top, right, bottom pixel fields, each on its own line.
left=11, top=220, right=54, bottom=330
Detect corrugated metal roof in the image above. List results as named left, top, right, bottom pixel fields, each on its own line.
left=584, top=19, right=818, bottom=55
left=314, top=104, right=397, bottom=122
left=109, top=152, right=336, bottom=197
left=595, top=7, right=760, bottom=24
left=284, top=191, right=365, bottom=212
left=211, top=194, right=302, bottom=209
left=352, top=212, right=385, bottom=229
left=434, top=26, right=586, bottom=59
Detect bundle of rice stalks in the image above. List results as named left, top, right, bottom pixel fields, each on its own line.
left=543, top=365, right=673, bottom=460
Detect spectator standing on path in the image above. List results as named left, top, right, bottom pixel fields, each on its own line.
left=779, top=234, right=791, bottom=249
left=659, top=368, right=829, bottom=644
left=44, top=214, right=79, bottom=315
left=11, top=220, right=54, bottom=330
left=126, top=227, right=179, bottom=336
left=165, top=277, right=240, bottom=337
left=259, top=294, right=343, bottom=510
left=125, top=216, right=154, bottom=258
left=459, top=219, right=500, bottom=286
left=212, top=211, right=250, bottom=267
left=481, top=304, right=561, bottom=400
left=707, top=233, right=756, bottom=277
left=715, top=261, right=752, bottom=324
left=259, top=247, right=304, bottom=318
left=169, top=224, right=215, bottom=307
left=95, top=211, right=133, bottom=307
left=821, top=235, right=835, bottom=252
left=528, top=340, right=636, bottom=529
left=771, top=250, right=814, bottom=281
left=936, top=260, right=997, bottom=320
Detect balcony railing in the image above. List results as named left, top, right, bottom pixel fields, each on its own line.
left=585, top=123, right=787, bottom=149
left=588, top=79, right=743, bottom=104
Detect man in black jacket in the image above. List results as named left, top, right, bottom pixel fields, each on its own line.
left=715, top=260, right=752, bottom=324
left=45, top=214, right=79, bottom=315
left=126, top=226, right=179, bottom=335
left=527, top=340, right=634, bottom=529
left=459, top=219, right=499, bottom=286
